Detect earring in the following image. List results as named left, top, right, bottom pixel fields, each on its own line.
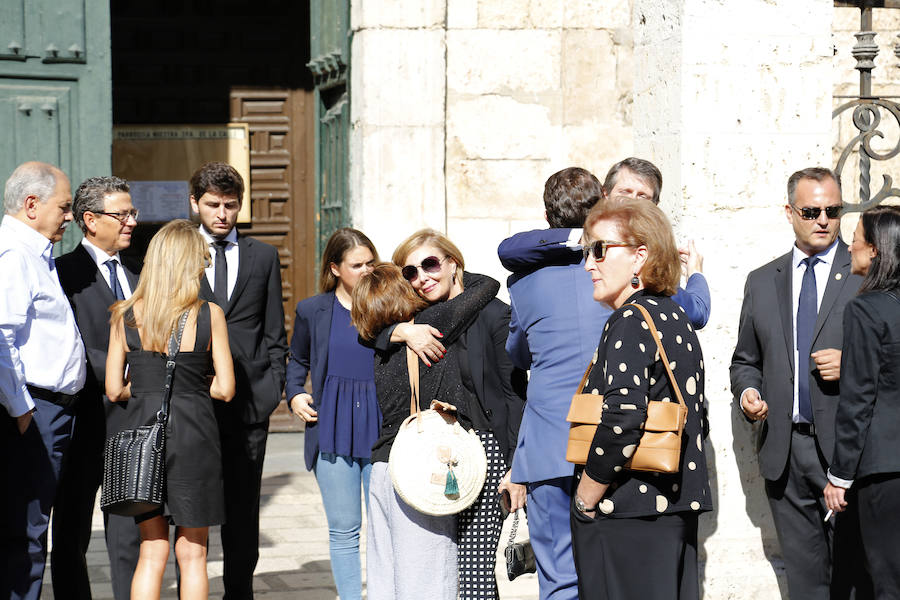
left=631, top=274, right=640, bottom=288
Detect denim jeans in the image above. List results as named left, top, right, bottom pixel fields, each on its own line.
left=313, top=452, right=371, bottom=600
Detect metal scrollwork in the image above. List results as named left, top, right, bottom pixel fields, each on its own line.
left=832, top=2, right=900, bottom=213
left=833, top=99, right=900, bottom=212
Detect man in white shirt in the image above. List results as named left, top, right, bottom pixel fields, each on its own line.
left=53, top=176, right=142, bottom=600
left=0, top=161, right=86, bottom=600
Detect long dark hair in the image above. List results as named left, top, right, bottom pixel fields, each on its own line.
left=319, top=228, right=379, bottom=293
left=859, top=205, right=900, bottom=294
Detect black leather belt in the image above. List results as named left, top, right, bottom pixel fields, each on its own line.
left=26, top=385, right=79, bottom=408
left=792, top=422, right=816, bottom=436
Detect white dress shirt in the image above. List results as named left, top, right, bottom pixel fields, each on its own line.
left=790, top=239, right=838, bottom=423
left=80, top=238, right=134, bottom=299
left=0, top=217, right=86, bottom=417
left=198, top=226, right=239, bottom=302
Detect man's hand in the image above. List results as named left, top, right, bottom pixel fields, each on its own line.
left=497, top=470, right=527, bottom=512
left=679, top=240, right=704, bottom=279
left=288, top=393, right=318, bottom=422
left=392, top=323, right=445, bottom=366
left=16, top=410, right=33, bottom=435
left=741, top=388, right=768, bottom=421
left=824, top=482, right=848, bottom=513
left=812, top=348, right=841, bottom=381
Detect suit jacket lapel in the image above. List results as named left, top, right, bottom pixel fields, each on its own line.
left=813, top=240, right=852, bottom=344
left=228, top=235, right=252, bottom=314
left=77, top=244, right=118, bottom=304
left=775, top=253, right=794, bottom=375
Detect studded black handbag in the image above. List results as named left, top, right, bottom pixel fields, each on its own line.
left=504, top=510, right=537, bottom=581
left=100, top=311, right=188, bottom=516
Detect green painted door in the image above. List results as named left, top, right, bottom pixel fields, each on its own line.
left=309, top=0, right=351, bottom=263
left=0, top=0, right=112, bottom=254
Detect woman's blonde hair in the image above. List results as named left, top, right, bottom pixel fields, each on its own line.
left=584, top=197, right=681, bottom=296
left=351, top=263, right=428, bottom=341
left=110, top=219, right=209, bottom=352
left=391, top=228, right=465, bottom=286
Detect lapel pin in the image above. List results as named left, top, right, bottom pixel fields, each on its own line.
left=835, top=273, right=842, bottom=280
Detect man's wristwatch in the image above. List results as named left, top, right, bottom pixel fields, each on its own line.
left=574, top=495, right=597, bottom=514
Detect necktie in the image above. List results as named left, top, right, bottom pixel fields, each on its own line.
left=106, top=259, right=125, bottom=301
left=796, top=256, right=819, bottom=423
left=214, top=241, right=229, bottom=306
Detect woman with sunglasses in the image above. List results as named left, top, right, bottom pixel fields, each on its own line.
left=380, top=229, right=526, bottom=600
left=351, top=262, right=500, bottom=600
left=570, top=198, right=712, bottom=600
left=824, top=205, right=900, bottom=598
left=105, top=220, right=235, bottom=600
left=284, top=228, right=379, bottom=600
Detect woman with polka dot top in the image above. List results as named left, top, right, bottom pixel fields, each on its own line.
left=570, top=197, right=712, bottom=600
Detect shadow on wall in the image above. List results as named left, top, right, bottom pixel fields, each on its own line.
left=697, top=430, right=718, bottom=598
left=730, top=400, right=789, bottom=599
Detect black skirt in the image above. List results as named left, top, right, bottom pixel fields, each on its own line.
left=571, top=502, right=699, bottom=600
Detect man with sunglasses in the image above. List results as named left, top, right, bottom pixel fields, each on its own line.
left=53, top=176, right=142, bottom=600
left=731, top=167, right=868, bottom=599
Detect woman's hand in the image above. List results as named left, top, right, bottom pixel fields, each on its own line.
left=391, top=322, right=445, bottom=366
left=824, top=482, right=849, bottom=514
left=575, top=471, right=609, bottom=516
left=289, top=393, right=318, bottom=422
left=497, top=470, right=527, bottom=512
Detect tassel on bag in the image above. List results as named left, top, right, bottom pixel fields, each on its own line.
left=445, top=466, right=459, bottom=496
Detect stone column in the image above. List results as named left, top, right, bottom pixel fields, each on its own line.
left=634, top=0, right=833, bottom=596
left=349, top=1, right=448, bottom=256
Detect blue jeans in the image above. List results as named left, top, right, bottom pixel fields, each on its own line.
left=313, top=453, right=371, bottom=600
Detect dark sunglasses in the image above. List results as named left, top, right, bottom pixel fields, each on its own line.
left=792, top=205, right=842, bottom=220
left=401, top=256, right=447, bottom=282
left=582, top=240, right=634, bottom=262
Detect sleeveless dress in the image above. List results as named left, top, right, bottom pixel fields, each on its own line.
left=124, top=302, right=225, bottom=527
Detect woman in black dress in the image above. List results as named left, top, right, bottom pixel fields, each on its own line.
left=351, top=263, right=499, bottom=600
left=106, top=219, right=235, bottom=600
left=570, top=198, right=712, bottom=600
left=824, top=205, right=900, bottom=597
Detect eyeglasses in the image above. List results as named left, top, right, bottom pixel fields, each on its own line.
left=401, top=256, right=448, bottom=282
left=93, top=209, right=139, bottom=224
left=792, top=205, right=842, bottom=220
left=582, top=240, right=634, bottom=262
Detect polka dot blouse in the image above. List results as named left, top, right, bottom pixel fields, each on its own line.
left=583, top=290, right=713, bottom=519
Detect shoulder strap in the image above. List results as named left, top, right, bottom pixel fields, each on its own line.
left=626, top=302, right=687, bottom=410
left=406, top=345, right=420, bottom=416
left=193, top=302, right=212, bottom=351
left=158, top=310, right=190, bottom=423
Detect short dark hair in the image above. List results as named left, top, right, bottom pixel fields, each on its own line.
left=319, top=228, right=379, bottom=293
left=859, top=204, right=900, bottom=294
left=787, top=167, right=841, bottom=207
left=189, top=162, right=244, bottom=203
left=543, top=167, right=603, bottom=228
left=73, top=176, right=130, bottom=233
left=602, top=158, right=663, bottom=204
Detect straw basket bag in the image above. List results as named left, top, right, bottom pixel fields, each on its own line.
left=388, top=348, right=487, bottom=516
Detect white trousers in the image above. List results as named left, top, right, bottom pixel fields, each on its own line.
left=366, top=461, right=458, bottom=600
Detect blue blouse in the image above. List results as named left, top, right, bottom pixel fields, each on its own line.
left=319, top=296, right=381, bottom=459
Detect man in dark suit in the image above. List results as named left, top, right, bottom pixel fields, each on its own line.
left=53, top=176, right=142, bottom=600
left=730, top=167, right=866, bottom=600
left=189, top=162, right=288, bottom=599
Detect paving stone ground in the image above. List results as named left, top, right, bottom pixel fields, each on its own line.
left=42, top=432, right=539, bottom=599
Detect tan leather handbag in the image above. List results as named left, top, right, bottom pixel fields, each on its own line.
left=566, top=302, right=688, bottom=473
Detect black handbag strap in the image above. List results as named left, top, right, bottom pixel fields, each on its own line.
left=158, top=310, right=190, bottom=424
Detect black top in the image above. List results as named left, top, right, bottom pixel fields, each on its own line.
left=370, top=273, right=500, bottom=463
left=124, top=302, right=225, bottom=527
left=583, top=290, right=712, bottom=519
left=830, top=290, right=900, bottom=481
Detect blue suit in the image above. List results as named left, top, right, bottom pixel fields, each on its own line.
left=500, top=234, right=610, bottom=600
left=499, top=227, right=711, bottom=329
left=285, top=291, right=335, bottom=471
